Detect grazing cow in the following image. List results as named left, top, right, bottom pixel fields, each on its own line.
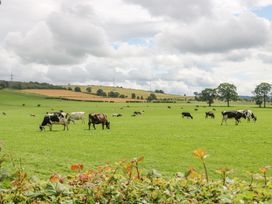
left=40, top=112, right=70, bottom=131
left=112, top=113, right=122, bottom=117
left=205, top=111, right=215, bottom=119
left=69, top=112, right=85, bottom=124
left=133, top=111, right=142, bottom=115
left=221, top=111, right=246, bottom=125
left=88, top=113, right=110, bottom=130
left=242, top=110, right=257, bottom=122
left=182, top=112, right=193, bottom=119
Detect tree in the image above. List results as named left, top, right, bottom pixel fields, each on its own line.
left=74, top=87, right=81, bottom=92
left=253, top=82, right=271, bottom=108
left=131, top=93, right=136, bottom=99
left=252, top=95, right=263, bottom=108
left=216, top=83, right=238, bottom=107
left=147, top=93, right=157, bottom=101
left=96, top=89, right=107, bottom=97
left=155, top=89, right=164, bottom=94
left=198, top=88, right=217, bottom=107
left=67, top=87, right=72, bottom=91
left=86, top=87, right=92, bottom=93
left=108, top=91, right=120, bottom=98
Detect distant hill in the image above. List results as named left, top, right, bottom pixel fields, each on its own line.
left=239, top=95, right=252, bottom=100
left=64, top=85, right=190, bottom=101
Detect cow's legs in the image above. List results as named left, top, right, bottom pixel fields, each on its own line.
left=102, top=123, right=105, bottom=129
left=88, top=122, right=91, bottom=130
left=93, top=123, right=96, bottom=129
left=221, top=118, right=226, bottom=125
left=63, top=124, right=68, bottom=130
left=49, top=124, right=52, bottom=131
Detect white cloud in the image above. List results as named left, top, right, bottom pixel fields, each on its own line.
left=0, top=0, right=272, bottom=95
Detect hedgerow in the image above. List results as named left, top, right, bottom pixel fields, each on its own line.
left=0, top=148, right=272, bottom=203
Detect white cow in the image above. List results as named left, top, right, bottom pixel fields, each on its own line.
left=69, top=112, right=85, bottom=124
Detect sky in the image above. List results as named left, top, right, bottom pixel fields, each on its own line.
left=0, top=0, right=272, bottom=95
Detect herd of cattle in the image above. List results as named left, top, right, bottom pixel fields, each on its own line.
left=39, top=112, right=110, bottom=131
left=38, top=108, right=257, bottom=131
left=181, top=109, right=257, bottom=125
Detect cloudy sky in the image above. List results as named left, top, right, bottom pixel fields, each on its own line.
left=0, top=0, right=272, bottom=95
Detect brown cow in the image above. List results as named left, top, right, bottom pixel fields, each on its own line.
left=88, top=113, right=110, bottom=130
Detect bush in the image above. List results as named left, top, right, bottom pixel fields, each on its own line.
left=147, top=93, right=157, bottom=101
left=86, top=87, right=92, bottom=93
left=1, top=148, right=272, bottom=203
left=155, top=89, right=164, bottom=94
left=74, top=87, right=81, bottom=92
left=108, top=91, right=120, bottom=98
left=96, top=89, right=107, bottom=97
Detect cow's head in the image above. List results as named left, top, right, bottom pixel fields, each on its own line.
left=106, top=121, right=110, bottom=129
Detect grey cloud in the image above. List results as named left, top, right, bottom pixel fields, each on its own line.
left=258, top=54, right=272, bottom=63
left=47, top=11, right=110, bottom=58
left=156, top=13, right=271, bottom=53
left=4, top=2, right=111, bottom=65
left=126, top=0, right=213, bottom=22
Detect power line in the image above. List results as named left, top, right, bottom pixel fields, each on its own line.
left=10, top=73, right=13, bottom=81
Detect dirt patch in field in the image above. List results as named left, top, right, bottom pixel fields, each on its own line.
left=21, top=89, right=145, bottom=103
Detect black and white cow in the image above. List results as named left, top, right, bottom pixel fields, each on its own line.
left=205, top=111, right=215, bottom=119
left=40, top=112, right=70, bottom=131
left=181, top=112, right=193, bottom=119
left=112, top=113, right=122, bottom=117
left=241, top=110, right=257, bottom=122
left=221, top=111, right=246, bottom=125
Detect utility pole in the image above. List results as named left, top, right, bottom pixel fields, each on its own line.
left=10, top=73, right=13, bottom=81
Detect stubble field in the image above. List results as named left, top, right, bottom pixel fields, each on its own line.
left=0, top=89, right=271, bottom=179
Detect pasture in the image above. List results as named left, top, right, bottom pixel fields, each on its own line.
left=0, top=89, right=271, bottom=179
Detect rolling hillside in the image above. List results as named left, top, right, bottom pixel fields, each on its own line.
left=64, top=85, right=191, bottom=101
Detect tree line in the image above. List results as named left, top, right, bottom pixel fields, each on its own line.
left=0, top=80, right=65, bottom=90
left=194, top=82, right=271, bottom=108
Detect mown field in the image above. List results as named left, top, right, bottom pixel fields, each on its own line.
left=0, top=89, right=271, bottom=180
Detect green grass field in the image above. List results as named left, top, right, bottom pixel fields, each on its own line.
left=0, top=89, right=271, bottom=180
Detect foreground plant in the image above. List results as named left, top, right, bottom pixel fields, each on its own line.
left=193, top=148, right=209, bottom=182
left=259, top=167, right=269, bottom=186
left=216, top=167, right=232, bottom=185
left=1, top=148, right=272, bottom=203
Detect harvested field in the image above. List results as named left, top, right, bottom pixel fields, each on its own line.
left=21, top=89, right=145, bottom=102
